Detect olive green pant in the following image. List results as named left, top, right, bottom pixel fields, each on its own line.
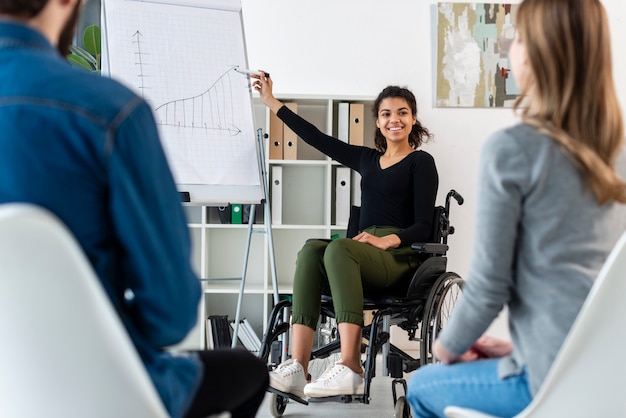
left=291, top=226, right=423, bottom=330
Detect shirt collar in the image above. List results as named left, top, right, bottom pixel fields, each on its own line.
left=0, top=19, right=57, bottom=55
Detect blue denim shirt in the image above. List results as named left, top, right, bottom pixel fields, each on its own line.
left=0, top=21, right=202, bottom=417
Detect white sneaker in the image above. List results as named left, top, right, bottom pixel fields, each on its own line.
left=269, top=359, right=308, bottom=399
left=303, top=361, right=364, bottom=398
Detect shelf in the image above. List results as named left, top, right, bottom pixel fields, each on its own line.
left=268, top=159, right=331, bottom=166
left=201, top=282, right=266, bottom=294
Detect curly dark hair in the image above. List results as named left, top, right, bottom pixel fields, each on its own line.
left=0, top=0, right=48, bottom=17
left=372, top=86, right=432, bottom=152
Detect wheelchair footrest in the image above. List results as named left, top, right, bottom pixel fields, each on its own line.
left=267, top=386, right=309, bottom=405
left=307, top=394, right=367, bottom=404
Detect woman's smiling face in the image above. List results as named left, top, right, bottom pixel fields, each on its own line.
left=376, top=97, right=416, bottom=144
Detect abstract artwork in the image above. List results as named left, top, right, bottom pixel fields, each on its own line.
left=436, top=2, right=520, bottom=108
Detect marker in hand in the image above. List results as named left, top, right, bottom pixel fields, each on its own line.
left=235, top=67, right=270, bottom=78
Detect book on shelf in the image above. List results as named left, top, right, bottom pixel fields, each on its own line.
left=205, top=315, right=261, bottom=352
left=206, top=315, right=232, bottom=349
left=205, top=317, right=214, bottom=349
left=229, top=318, right=261, bottom=353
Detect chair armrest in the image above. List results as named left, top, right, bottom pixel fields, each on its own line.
left=411, top=242, right=449, bottom=255
left=444, top=406, right=501, bottom=418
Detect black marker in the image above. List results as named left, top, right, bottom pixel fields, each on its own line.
left=234, top=68, right=270, bottom=78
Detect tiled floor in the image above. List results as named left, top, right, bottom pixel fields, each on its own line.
left=256, top=355, right=417, bottom=418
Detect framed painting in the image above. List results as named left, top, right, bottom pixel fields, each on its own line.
left=436, top=2, right=520, bottom=108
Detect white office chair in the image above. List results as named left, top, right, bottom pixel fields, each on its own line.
left=444, top=229, right=626, bottom=418
left=0, top=204, right=229, bottom=418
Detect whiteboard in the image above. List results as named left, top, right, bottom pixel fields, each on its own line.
left=102, top=0, right=263, bottom=204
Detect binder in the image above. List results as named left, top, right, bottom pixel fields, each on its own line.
left=207, top=315, right=232, bottom=349
left=349, top=103, right=365, bottom=146
left=217, top=205, right=230, bottom=224
left=231, top=204, right=243, bottom=224
left=229, top=320, right=249, bottom=350
left=269, top=111, right=283, bottom=159
left=271, top=166, right=283, bottom=225
left=243, top=318, right=262, bottom=350
left=337, top=102, right=350, bottom=143
left=335, top=167, right=351, bottom=226
left=283, top=102, right=298, bottom=160
left=352, top=171, right=362, bottom=206
left=205, top=317, right=214, bottom=349
left=230, top=318, right=261, bottom=352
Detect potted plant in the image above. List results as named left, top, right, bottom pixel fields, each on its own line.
left=67, top=24, right=101, bottom=73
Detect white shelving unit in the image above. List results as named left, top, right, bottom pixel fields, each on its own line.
left=178, top=95, right=376, bottom=350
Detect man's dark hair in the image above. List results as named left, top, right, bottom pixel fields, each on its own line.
left=0, top=0, right=48, bottom=17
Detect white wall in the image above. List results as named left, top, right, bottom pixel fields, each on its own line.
left=241, top=0, right=626, bottom=338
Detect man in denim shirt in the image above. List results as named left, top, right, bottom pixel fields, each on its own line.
left=0, top=1, right=267, bottom=417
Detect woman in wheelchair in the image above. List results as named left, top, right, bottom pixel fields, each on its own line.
left=407, top=0, right=626, bottom=417
left=252, top=74, right=438, bottom=399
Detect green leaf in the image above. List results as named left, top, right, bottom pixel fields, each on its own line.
left=83, top=25, right=101, bottom=57
left=67, top=54, right=95, bottom=71
left=68, top=45, right=97, bottom=66
left=82, top=25, right=101, bottom=71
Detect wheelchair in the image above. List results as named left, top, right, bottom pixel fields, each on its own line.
left=259, top=190, right=465, bottom=418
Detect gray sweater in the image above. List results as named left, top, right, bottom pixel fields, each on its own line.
left=439, top=123, right=626, bottom=395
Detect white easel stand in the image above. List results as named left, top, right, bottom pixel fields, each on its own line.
left=231, top=129, right=280, bottom=349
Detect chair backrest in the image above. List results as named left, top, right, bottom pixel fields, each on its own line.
left=0, top=204, right=169, bottom=418
left=429, top=206, right=446, bottom=244
left=516, top=229, right=626, bottom=417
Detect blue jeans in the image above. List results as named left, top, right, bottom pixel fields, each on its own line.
left=406, top=359, right=532, bottom=418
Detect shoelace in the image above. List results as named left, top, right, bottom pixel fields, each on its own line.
left=275, top=361, right=302, bottom=377
left=316, top=363, right=346, bottom=383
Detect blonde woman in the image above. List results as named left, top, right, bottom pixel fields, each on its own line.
left=407, top=0, right=626, bottom=416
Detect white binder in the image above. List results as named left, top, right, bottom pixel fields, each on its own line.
left=271, top=166, right=283, bottom=224
left=335, top=167, right=351, bottom=226
left=352, top=171, right=362, bottom=207
left=337, top=102, right=350, bottom=143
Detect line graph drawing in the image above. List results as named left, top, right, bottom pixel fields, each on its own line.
left=130, top=30, right=242, bottom=135
left=153, top=68, right=242, bottom=135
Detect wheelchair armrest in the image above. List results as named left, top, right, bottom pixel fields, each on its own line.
left=411, top=242, right=449, bottom=255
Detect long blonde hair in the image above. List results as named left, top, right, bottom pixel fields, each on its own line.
left=514, top=0, right=626, bottom=204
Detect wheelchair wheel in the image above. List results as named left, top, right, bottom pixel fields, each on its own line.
left=420, top=272, right=464, bottom=365
left=269, top=392, right=288, bottom=417
left=394, top=396, right=412, bottom=418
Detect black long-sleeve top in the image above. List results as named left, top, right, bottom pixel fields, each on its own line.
left=277, top=105, right=438, bottom=246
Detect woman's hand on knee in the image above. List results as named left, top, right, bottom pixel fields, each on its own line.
left=434, top=335, right=512, bottom=364
left=433, top=339, right=459, bottom=364
left=352, top=232, right=400, bottom=250
left=470, top=335, right=513, bottom=358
